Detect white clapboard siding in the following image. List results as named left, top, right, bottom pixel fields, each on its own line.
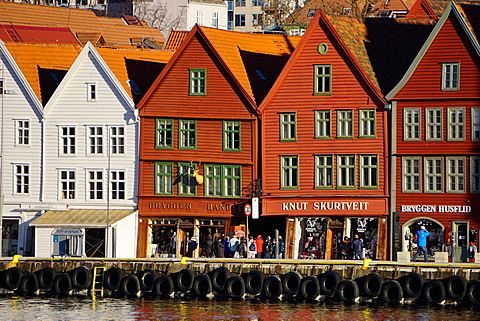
left=113, top=212, right=138, bottom=258
left=34, top=228, right=53, bottom=258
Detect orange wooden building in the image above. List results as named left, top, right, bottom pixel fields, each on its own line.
left=259, top=10, right=392, bottom=260
left=136, top=25, right=300, bottom=258
left=386, top=3, right=480, bottom=262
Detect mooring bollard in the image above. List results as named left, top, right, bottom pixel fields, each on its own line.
left=180, top=257, right=189, bottom=264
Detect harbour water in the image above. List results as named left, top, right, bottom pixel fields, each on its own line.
left=2, top=295, right=480, bottom=320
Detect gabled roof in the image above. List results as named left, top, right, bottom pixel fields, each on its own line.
left=5, top=42, right=81, bottom=105
left=386, top=1, right=480, bottom=100
left=0, top=24, right=79, bottom=44
left=96, top=47, right=174, bottom=103
left=0, top=2, right=165, bottom=48
left=369, top=0, right=417, bottom=16
left=138, top=25, right=301, bottom=108
left=458, top=2, right=480, bottom=41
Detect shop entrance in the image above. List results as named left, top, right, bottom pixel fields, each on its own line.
left=327, top=219, right=344, bottom=260
left=452, top=221, right=468, bottom=262
left=403, top=218, right=444, bottom=261
left=197, top=219, right=224, bottom=258
left=179, top=218, right=195, bottom=257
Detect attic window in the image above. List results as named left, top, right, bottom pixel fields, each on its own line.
left=255, top=70, right=266, bottom=80
left=87, top=82, right=97, bottom=102
left=342, top=8, right=351, bottom=16
left=127, top=80, right=143, bottom=95
left=50, top=72, right=60, bottom=85
left=307, top=9, right=316, bottom=17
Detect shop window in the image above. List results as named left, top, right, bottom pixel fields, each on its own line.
left=298, top=217, right=327, bottom=259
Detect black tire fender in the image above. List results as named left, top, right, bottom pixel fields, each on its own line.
left=4, top=267, right=22, bottom=291
left=467, top=281, right=480, bottom=306
left=137, top=269, right=158, bottom=292
left=104, top=267, right=125, bottom=291
left=282, top=271, right=302, bottom=296
left=337, top=279, right=359, bottom=302
left=209, top=267, right=231, bottom=292
left=263, top=275, right=283, bottom=299
left=53, top=273, right=72, bottom=295
left=192, top=274, right=212, bottom=297
left=398, top=272, right=425, bottom=299
left=318, top=271, right=340, bottom=297
left=35, top=267, right=56, bottom=290
left=422, top=280, right=446, bottom=304
left=225, top=276, right=245, bottom=299
left=71, top=266, right=92, bottom=290
left=154, top=275, right=174, bottom=298
left=357, top=273, right=384, bottom=298
left=18, top=273, right=39, bottom=295
left=298, top=276, right=320, bottom=300
left=173, top=269, right=194, bottom=292
left=442, top=275, right=467, bottom=301
left=243, top=270, right=264, bottom=294
left=122, top=275, right=141, bottom=296
left=381, top=280, right=403, bottom=303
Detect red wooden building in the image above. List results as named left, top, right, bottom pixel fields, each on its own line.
left=386, top=3, right=480, bottom=262
left=136, top=25, right=300, bottom=258
left=259, top=10, right=394, bottom=260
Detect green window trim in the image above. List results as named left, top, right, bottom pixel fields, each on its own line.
left=337, top=110, right=353, bottom=139
left=223, top=121, right=241, bottom=151
left=441, top=62, right=460, bottom=91
left=314, top=64, right=331, bottom=95
left=337, top=155, right=355, bottom=189
left=359, top=109, right=376, bottom=138
left=279, top=112, right=297, bottom=142
left=280, top=155, right=299, bottom=190
left=189, top=68, right=206, bottom=95
left=447, top=107, right=465, bottom=141
left=178, top=162, right=196, bottom=196
left=446, top=157, right=465, bottom=193
left=204, top=164, right=241, bottom=197
left=179, top=119, right=197, bottom=150
left=404, top=108, right=421, bottom=141
left=155, top=162, right=173, bottom=195
left=359, top=155, right=379, bottom=189
left=425, top=108, right=442, bottom=141
left=315, top=155, right=333, bottom=189
left=155, top=118, right=174, bottom=149
left=314, top=110, right=331, bottom=139
left=402, top=156, right=421, bottom=193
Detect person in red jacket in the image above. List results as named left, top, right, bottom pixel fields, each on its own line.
left=255, top=235, right=264, bottom=258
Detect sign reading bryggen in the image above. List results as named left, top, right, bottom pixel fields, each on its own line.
left=400, top=205, right=472, bottom=213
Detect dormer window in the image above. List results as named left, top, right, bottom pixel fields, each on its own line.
left=87, top=82, right=97, bottom=101
left=127, top=80, right=142, bottom=95
left=442, top=63, right=459, bottom=91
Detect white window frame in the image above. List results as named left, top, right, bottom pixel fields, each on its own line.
left=315, top=155, right=333, bottom=189
left=86, top=82, right=97, bottom=102
left=337, top=155, right=355, bottom=189
left=472, top=107, right=480, bottom=141
left=87, top=170, right=104, bottom=200
left=447, top=107, right=465, bottom=141
left=14, top=164, right=29, bottom=195
left=212, top=12, right=219, bottom=28
left=471, top=157, right=480, bottom=193
left=337, top=110, right=353, bottom=138
left=15, top=119, right=30, bottom=146
left=110, top=126, right=125, bottom=155
left=424, top=157, right=443, bottom=193
left=360, top=155, right=378, bottom=189
left=425, top=107, right=442, bottom=141
left=110, top=170, right=126, bottom=200
left=441, top=62, right=459, bottom=91
left=404, top=108, right=420, bottom=141
left=446, top=157, right=465, bottom=193
left=87, top=126, right=104, bottom=155
left=60, top=126, right=76, bottom=155
left=402, top=156, right=421, bottom=193
left=196, top=10, right=204, bottom=25
left=59, top=169, right=76, bottom=200
left=359, top=109, right=376, bottom=138
left=315, top=110, right=331, bottom=139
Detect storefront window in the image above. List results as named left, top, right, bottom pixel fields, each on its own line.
left=298, top=217, right=327, bottom=259
left=2, top=220, right=19, bottom=256
left=349, top=217, right=378, bottom=259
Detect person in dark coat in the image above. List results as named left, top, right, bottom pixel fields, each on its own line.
left=205, top=235, right=214, bottom=258
left=237, top=237, right=248, bottom=258
left=351, top=234, right=364, bottom=260
left=216, top=236, right=225, bottom=258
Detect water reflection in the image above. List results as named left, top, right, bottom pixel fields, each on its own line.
left=1, top=295, right=480, bottom=320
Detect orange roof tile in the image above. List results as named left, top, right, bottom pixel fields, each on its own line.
left=0, top=2, right=165, bottom=47
left=5, top=42, right=80, bottom=104
left=164, top=30, right=189, bottom=50
left=200, top=26, right=301, bottom=101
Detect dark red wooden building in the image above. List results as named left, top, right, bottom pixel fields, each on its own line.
left=386, top=3, right=480, bottom=262
left=136, top=25, right=300, bottom=258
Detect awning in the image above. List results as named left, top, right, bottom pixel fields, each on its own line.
left=30, top=209, right=136, bottom=227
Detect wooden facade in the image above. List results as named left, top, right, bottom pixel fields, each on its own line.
left=387, top=3, right=480, bottom=262
left=259, top=11, right=389, bottom=260
left=137, top=26, right=299, bottom=258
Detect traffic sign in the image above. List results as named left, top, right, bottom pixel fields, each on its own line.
left=244, top=203, right=251, bottom=216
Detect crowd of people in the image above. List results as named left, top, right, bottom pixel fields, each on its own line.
left=200, top=234, right=286, bottom=259
left=340, top=234, right=377, bottom=260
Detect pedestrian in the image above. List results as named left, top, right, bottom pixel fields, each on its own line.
left=341, top=236, right=351, bottom=259
left=263, top=236, right=272, bottom=259
left=247, top=236, right=257, bottom=258
left=412, top=226, right=430, bottom=262
left=278, top=236, right=285, bottom=259
left=204, top=235, right=213, bottom=258
left=255, top=235, right=264, bottom=258
left=270, top=238, right=277, bottom=258
left=237, top=237, right=248, bottom=258
left=223, top=236, right=232, bottom=258
left=469, top=241, right=477, bottom=263
left=229, top=234, right=240, bottom=258
left=351, top=234, right=364, bottom=260
left=216, top=236, right=225, bottom=258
